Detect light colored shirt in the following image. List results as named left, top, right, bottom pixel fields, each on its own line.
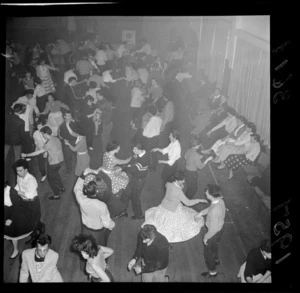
left=136, top=43, right=152, bottom=55
left=33, top=130, right=47, bottom=151
left=64, top=69, right=77, bottom=84
left=18, top=104, right=30, bottom=132
left=102, top=70, right=116, bottom=83
left=137, top=68, right=149, bottom=85
left=161, top=140, right=181, bottom=166
left=44, top=136, right=64, bottom=165
left=74, top=177, right=115, bottom=230
left=76, top=59, right=93, bottom=76
left=161, top=182, right=197, bottom=212
left=130, top=87, right=144, bottom=108
left=95, top=49, right=107, bottom=66
left=12, top=96, right=39, bottom=125
left=205, top=199, right=226, bottom=240
left=175, top=72, right=192, bottom=82
left=34, top=85, right=47, bottom=98
left=161, top=101, right=174, bottom=130
left=142, top=115, right=163, bottom=138
left=245, top=142, right=261, bottom=161
left=225, top=115, right=238, bottom=133
left=116, top=44, right=126, bottom=58
left=15, top=172, right=38, bottom=200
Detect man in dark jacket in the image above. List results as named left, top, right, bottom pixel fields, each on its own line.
left=57, top=110, right=77, bottom=173
left=5, top=104, right=28, bottom=162
left=122, top=142, right=150, bottom=220
left=128, top=224, right=170, bottom=282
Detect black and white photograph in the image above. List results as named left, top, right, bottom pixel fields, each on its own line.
left=1, top=1, right=294, bottom=290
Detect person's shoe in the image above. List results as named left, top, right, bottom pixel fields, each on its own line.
left=131, top=215, right=145, bottom=220
left=201, top=272, right=218, bottom=278
left=40, top=175, right=47, bottom=182
left=217, top=163, right=226, bottom=170
left=228, top=169, right=233, bottom=180
left=89, top=147, right=94, bottom=151
left=165, top=275, right=170, bottom=282
left=59, top=187, right=65, bottom=193
left=48, top=195, right=61, bottom=200
left=116, top=210, right=128, bottom=218
left=9, top=250, right=19, bottom=260
left=215, top=259, right=220, bottom=266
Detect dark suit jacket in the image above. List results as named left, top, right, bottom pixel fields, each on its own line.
left=58, top=121, right=77, bottom=146
left=5, top=113, right=26, bottom=146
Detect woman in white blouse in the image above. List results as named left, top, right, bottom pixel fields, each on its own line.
left=151, top=129, right=181, bottom=191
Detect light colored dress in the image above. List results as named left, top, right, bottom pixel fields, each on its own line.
left=36, top=64, right=55, bottom=94
left=101, top=152, right=129, bottom=194
left=144, top=182, right=204, bottom=243
left=69, top=136, right=90, bottom=176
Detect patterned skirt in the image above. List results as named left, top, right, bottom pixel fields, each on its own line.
left=224, top=154, right=254, bottom=171
left=41, top=74, right=55, bottom=94
left=144, top=203, right=204, bottom=243
left=107, top=171, right=129, bottom=194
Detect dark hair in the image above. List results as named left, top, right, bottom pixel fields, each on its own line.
left=47, top=93, right=57, bottom=101
left=94, top=175, right=109, bottom=197
left=148, top=105, right=157, bottom=116
left=71, top=234, right=99, bottom=258
left=26, top=89, right=34, bottom=96
left=140, top=224, right=157, bottom=241
left=168, top=170, right=185, bottom=183
left=251, top=133, right=260, bottom=142
left=68, top=76, right=77, bottom=83
left=15, top=159, right=28, bottom=170
left=260, top=239, right=271, bottom=253
left=35, top=77, right=42, bottom=85
left=83, top=181, right=97, bottom=197
left=40, top=126, right=52, bottom=136
left=68, top=121, right=85, bottom=136
left=106, top=141, right=120, bottom=152
left=205, top=184, right=222, bottom=198
left=133, top=142, right=145, bottom=151
left=13, top=103, right=26, bottom=114
left=85, top=95, right=94, bottom=103
left=36, top=234, right=52, bottom=246
left=35, top=114, right=48, bottom=130
left=89, top=81, right=97, bottom=89
left=238, top=115, right=248, bottom=124
left=38, top=58, right=46, bottom=65
left=170, top=129, right=180, bottom=140
left=247, top=122, right=257, bottom=134
left=63, top=110, right=72, bottom=117
left=227, top=107, right=237, bottom=116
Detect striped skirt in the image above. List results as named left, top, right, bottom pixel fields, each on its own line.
left=41, top=74, right=55, bottom=94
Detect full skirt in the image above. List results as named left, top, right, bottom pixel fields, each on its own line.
left=144, top=203, right=204, bottom=243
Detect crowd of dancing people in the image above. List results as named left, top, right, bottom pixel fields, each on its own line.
left=4, top=32, right=271, bottom=283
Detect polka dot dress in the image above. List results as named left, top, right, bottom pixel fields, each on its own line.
left=224, top=154, right=254, bottom=171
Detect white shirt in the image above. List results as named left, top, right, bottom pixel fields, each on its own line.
left=64, top=69, right=77, bottom=84
left=12, top=96, right=39, bottom=126
left=102, top=70, right=116, bottom=83
left=142, top=115, right=163, bottom=138
left=130, top=87, right=144, bottom=108
left=116, top=44, right=126, bottom=58
left=33, top=130, right=47, bottom=151
left=161, top=101, right=174, bottom=130
left=4, top=186, right=12, bottom=207
left=161, top=140, right=181, bottom=166
left=136, top=43, right=152, bottom=55
left=175, top=72, right=192, bottom=82
left=34, top=85, right=47, bottom=98
left=137, top=68, right=149, bottom=84
left=74, top=177, right=115, bottom=230
left=15, top=172, right=38, bottom=200
left=95, top=49, right=107, bottom=66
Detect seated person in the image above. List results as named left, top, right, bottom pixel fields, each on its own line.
left=218, top=133, right=261, bottom=180
left=237, top=239, right=271, bottom=283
